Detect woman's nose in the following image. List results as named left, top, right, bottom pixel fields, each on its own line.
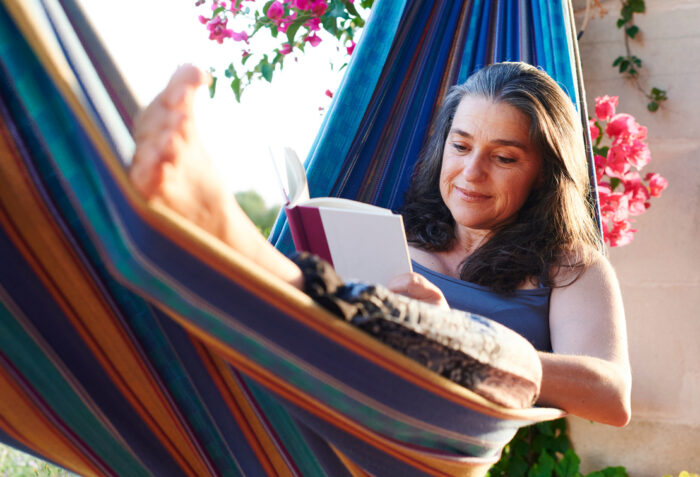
left=461, top=150, right=487, bottom=181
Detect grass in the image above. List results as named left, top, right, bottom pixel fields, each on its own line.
left=0, top=444, right=75, bottom=477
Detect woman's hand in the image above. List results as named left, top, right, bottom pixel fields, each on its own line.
left=387, top=272, right=450, bottom=310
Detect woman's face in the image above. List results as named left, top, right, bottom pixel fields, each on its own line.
left=439, top=96, right=543, bottom=236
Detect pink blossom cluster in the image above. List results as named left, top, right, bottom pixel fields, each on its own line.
left=198, top=1, right=249, bottom=44
left=265, top=0, right=332, bottom=54
left=590, top=95, right=668, bottom=247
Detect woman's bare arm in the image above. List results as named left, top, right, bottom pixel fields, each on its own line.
left=539, top=253, right=631, bottom=426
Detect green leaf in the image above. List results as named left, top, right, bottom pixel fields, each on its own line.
left=286, top=17, right=305, bottom=44
left=260, top=61, right=274, bottom=82
left=618, top=5, right=632, bottom=25
left=554, top=450, right=581, bottom=477
left=600, top=466, right=629, bottom=477
left=625, top=25, right=639, bottom=38
left=207, top=76, right=217, bottom=96
left=328, top=0, right=350, bottom=19
left=360, top=0, right=374, bottom=8
left=610, top=177, right=621, bottom=191
left=647, top=101, right=660, bottom=112
left=619, top=60, right=630, bottom=73
left=262, top=0, right=274, bottom=15
left=212, top=6, right=225, bottom=16
left=612, top=56, right=624, bottom=67
left=628, top=0, right=645, bottom=13
left=224, top=62, right=236, bottom=79
left=344, top=0, right=360, bottom=17
left=631, top=56, right=642, bottom=67
left=321, top=14, right=339, bottom=36
left=230, top=77, right=241, bottom=102
left=528, top=451, right=556, bottom=477
left=242, top=52, right=252, bottom=65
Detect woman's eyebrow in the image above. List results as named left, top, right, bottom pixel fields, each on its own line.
left=450, top=128, right=529, bottom=150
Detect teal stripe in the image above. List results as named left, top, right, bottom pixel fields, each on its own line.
left=244, top=378, right=328, bottom=476
left=0, top=295, right=149, bottom=476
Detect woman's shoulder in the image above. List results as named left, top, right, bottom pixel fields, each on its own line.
left=551, top=247, right=619, bottom=293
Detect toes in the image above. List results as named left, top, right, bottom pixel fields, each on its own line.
left=162, top=64, right=210, bottom=111
left=130, top=141, right=165, bottom=199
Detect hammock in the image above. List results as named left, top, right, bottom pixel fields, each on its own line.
left=0, top=0, right=582, bottom=475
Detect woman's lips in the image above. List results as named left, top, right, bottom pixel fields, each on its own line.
left=455, top=186, right=491, bottom=201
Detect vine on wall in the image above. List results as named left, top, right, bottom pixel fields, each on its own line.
left=604, top=0, right=668, bottom=111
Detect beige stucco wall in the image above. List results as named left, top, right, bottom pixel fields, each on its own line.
left=571, top=0, right=700, bottom=475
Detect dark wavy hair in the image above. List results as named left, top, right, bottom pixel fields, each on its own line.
left=402, top=62, right=601, bottom=293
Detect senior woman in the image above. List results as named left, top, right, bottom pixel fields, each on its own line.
left=130, top=62, right=630, bottom=426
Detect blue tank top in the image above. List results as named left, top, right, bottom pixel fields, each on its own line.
left=412, top=261, right=552, bottom=351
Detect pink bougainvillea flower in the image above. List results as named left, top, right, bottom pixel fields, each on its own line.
left=594, top=154, right=607, bottom=183
left=347, top=40, right=356, bottom=55
left=230, top=30, right=249, bottom=43
left=645, top=172, right=668, bottom=197
left=267, top=1, right=285, bottom=20
left=595, top=95, right=618, bottom=121
left=622, top=172, right=650, bottom=216
left=311, top=0, right=327, bottom=16
left=623, top=137, right=651, bottom=169
left=279, top=42, right=293, bottom=55
left=605, top=219, right=636, bottom=247
left=589, top=118, right=599, bottom=142
left=293, top=0, right=311, bottom=10
left=605, top=143, right=631, bottom=179
left=606, top=113, right=643, bottom=140
left=305, top=17, right=321, bottom=32
left=601, top=192, right=630, bottom=222
left=206, top=16, right=233, bottom=43
left=304, top=33, right=322, bottom=47
left=325, top=89, right=333, bottom=98
left=198, top=15, right=209, bottom=24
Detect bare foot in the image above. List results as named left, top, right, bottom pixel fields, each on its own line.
left=130, top=64, right=234, bottom=239
left=129, top=65, right=304, bottom=288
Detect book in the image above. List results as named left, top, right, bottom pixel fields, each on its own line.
left=272, top=147, right=412, bottom=285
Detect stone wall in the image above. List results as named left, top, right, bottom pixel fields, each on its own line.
left=571, top=1, right=700, bottom=475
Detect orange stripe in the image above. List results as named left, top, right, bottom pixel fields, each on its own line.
left=192, top=339, right=294, bottom=476
left=0, top=363, right=104, bottom=477
left=0, top=126, right=209, bottom=476
left=327, top=444, right=370, bottom=477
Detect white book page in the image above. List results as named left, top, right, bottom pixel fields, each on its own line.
left=318, top=208, right=412, bottom=285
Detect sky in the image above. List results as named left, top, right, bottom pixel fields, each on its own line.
left=77, top=0, right=351, bottom=205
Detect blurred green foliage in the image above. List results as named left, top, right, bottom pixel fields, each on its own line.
left=488, top=418, right=628, bottom=477
left=235, top=189, right=281, bottom=237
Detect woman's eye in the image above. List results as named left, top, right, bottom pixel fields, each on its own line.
left=452, top=143, right=468, bottom=152
left=496, top=155, right=516, bottom=164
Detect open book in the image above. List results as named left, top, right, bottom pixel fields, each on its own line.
left=272, top=148, right=412, bottom=285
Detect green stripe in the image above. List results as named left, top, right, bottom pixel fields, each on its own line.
left=0, top=296, right=149, bottom=476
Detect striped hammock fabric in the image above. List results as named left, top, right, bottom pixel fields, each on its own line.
left=271, top=0, right=599, bottom=252
left=0, top=0, right=570, bottom=475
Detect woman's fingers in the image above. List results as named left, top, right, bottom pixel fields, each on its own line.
left=387, top=272, right=449, bottom=309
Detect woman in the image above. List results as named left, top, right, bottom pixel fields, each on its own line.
left=130, top=62, right=630, bottom=426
